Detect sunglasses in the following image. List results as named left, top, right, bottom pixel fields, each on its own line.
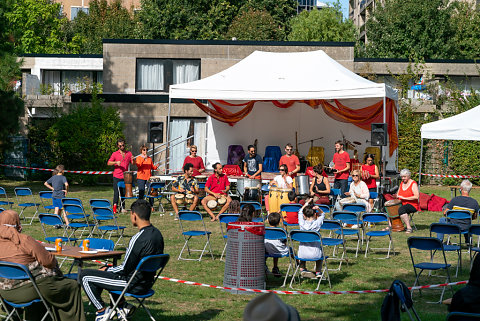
left=286, top=148, right=293, bottom=151
left=191, top=150, right=197, bottom=152
left=279, top=168, right=287, bottom=171
left=352, top=175, right=359, bottom=177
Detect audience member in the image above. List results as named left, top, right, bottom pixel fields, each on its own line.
left=243, top=292, right=300, bottom=321
left=448, top=253, right=480, bottom=314
left=238, top=203, right=255, bottom=222
left=284, top=191, right=299, bottom=225
left=227, top=200, right=241, bottom=214
left=44, top=164, right=69, bottom=225
left=0, top=210, right=85, bottom=321
left=265, top=212, right=289, bottom=277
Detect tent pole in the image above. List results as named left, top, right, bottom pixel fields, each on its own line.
left=418, top=138, right=424, bottom=186
left=382, top=96, right=386, bottom=180
left=166, top=96, right=172, bottom=174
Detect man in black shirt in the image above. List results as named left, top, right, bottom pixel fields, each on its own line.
left=80, top=199, right=164, bottom=321
left=437, top=179, right=479, bottom=242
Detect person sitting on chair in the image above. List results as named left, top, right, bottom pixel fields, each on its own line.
left=170, top=163, right=199, bottom=220
left=447, top=253, right=480, bottom=314
left=309, top=164, right=330, bottom=205
left=265, top=164, right=293, bottom=214
left=345, top=169, right=370, bottom=212
left=244, top=145, right=263, bottom=179
left=395, top=169, right=418, bottom=234
left=80, top=200, right=164, bottom=321
left=0, top=210, right=86, bottom=321
left=201, top=162, right=232, bottom=221
left=436, top=179, right=479, bottom=243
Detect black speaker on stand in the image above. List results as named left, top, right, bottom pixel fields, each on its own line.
left=148, top=122, right=164, bottom=165
left=371, top=123, right=388, bottom=209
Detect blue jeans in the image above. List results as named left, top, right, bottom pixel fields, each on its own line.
left=334, top=179, right=349, bottom=198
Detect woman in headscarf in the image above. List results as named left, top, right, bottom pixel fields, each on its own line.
left=448, top=253, right=480, bottom=314
left=0, top=210, right=85, bottom=321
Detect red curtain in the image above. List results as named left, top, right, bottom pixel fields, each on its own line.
left=191, top=98, right=398, bottom=156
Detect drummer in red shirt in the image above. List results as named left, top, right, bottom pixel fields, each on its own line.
left=395, top=169, right=418, bottom=234
left=361, top=153, right=380, bottom=209
left=182, top=145, right=205, bottom=177
left=332, top=140, right=350, bottom=197
left=201, top=163, right=232, bottom=221
left=279, top=143, right=300, bottom=178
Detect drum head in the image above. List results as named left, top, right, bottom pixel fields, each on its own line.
left=185, top=194, right=194, bottom=199
left=175, top=194, right=184, bottom=200
left=207, top=199, right=218, bottom=209
left=385, top=199, right=401, bottom=206
left=218, top=197, right=227, bottom=205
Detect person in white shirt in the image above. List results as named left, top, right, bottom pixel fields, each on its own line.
left=344, top=169, right=371, bottom=212
left=297, top=199, right=325, bottom=279
left=265, top=164, right=293, bottom=213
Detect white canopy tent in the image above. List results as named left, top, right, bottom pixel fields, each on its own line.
left=168, top=50, right=399, bottom=171
left=419, top=104, right=480, bottom=183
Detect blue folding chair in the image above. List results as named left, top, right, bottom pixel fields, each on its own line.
left=146, top=182, right=166, bottom=213
left=320, top=219, right=348, bottom=271
left=363, top=213, right=395, bottom=259
left=447, top=312, right=480, bottom=321
left=0, top=207, right=5, bottom=212
left=38, top=213, right=78, bottom=245
left=469, top=225, right=480, bottom=268
left=89, top=199, right=112, bottom=209
left=407, top=236, right=453, bottom=303
left=446, top=210, right=472, bottom=238
left=369, top=191, right=379, bottom=212
left=91, top=207, right=126, bottom=248
left=0, top=261, right=54, bottom=321
left=218, top=213, right=240, bottom=261
left=329, top=188, right=341, bottom=211
left=107, top=254, right=170, bottom=321
left=0, top=187, right=14, bottom=209
left=280, top=203, right=302, bottom=230
left=332, top=211, right=362, bottom=257
left=431, top=223, right=463, bottom=277
left=14, top=187, right=40, bottom=225
left=288, top=230, right=331, bottom=290
left=38, top=191, right=56, bottom=212
left=118, top=181, right=137, bottom=212
left=316, top=204, right=331, bottom=217
left=241, top=201, right=263, bottom=222
left=265, top=227, right=293, bottom=287
left=63, top=204, right=93, bottom=238
left=178, top=211, right=214, bottom=261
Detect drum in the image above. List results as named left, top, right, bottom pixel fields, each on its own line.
left=149, top=176, right=162, bottom=182
left=218, top=196, right=227, bottom=206
left=244, top=187, right=261, bottom=203
left=123, top=171, right=134, bottom=197
left=295, top=175, right=310, bottom=195
left=174, top=193, right=185, bottom=205
left=361, top=170, right=370, bottom=180
left=196, top=175, right=207, bottom=198
left=339, top=197, right=356, bottom=206
left=236, top=178, right=261, bottom=196
left=185, top=193, right=195, bottom=204
left=268, top=187, right=292, bottom=213
left=384, top=199, right=404, bottom=232
left=207, top=199, right=218, bottom=209
left=350, top=160, right=362, bottom=172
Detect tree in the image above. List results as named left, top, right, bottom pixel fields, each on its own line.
left=365, top=0, right=456, bottom=59
left=450, top=2, right=480, bottom=60
left=288, top=4, right=356, bottom=42
left=226, top=7, right=281, bottom=41
left=69, top=0, right=137, bottom=54
left=5, top=0, right=71, bottom=54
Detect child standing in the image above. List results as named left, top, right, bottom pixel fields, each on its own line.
left=298, top=198, right=325, bottom=279
left=44, top=165, right=69, bottom=225
left=265, top=212, right=289, bottom=277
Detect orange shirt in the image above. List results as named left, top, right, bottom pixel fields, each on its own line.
left=279, top=155, right=300, bottom=177
left=398, top=180, right=419, bottom=210
left=136, top=156, right=158, bottom=180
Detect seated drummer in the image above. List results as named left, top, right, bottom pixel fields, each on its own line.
left=170, top=163, right=199, bottom=220
left=183, top=145, right=205, bottom=177
left=309, top=164, right=331, bottom=205
left=265, top=164, right=293, bottom=214
left=243, top=145, right=263, bottom=179
left=201, top=162, right=232, bottom=221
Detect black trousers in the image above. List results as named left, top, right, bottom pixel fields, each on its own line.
left=112, top=177, right=125, bottom=207
left=80, top=269, right=127, bottom=310
left=398, top=203, right=416, bottom=215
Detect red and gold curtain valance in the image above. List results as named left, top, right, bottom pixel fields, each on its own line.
left=191, top=98, right=398, bottom=156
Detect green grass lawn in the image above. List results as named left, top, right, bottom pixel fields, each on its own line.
left=1, top=179, right=477, bottom=321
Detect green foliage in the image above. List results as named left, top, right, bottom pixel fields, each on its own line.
left=226, top=7, right=281, bottom=41
left=0, top=90, right=24, bottom=153
left=365, top=0, right=456, bottom=59
left=288, top=5, right=356, bottom=42
left=46, top=86, right=124, bottom=184
left=5, top=0, right=71, bottom=54
left=450, top=2, right=480, bottom=60
left=69, top=0, right=137, bottom=54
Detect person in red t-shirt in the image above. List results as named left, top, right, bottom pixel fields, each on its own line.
left=201, top=163, right=232, bottom=221
left=279, top=143, right=300, bottom=178
left=182, top=145, right=205, bottom=177
left=361, top=153, right=379, bottom=209
left=332, top=140, right=350, bottom=197
left=107, top=138, right=133, bottom=213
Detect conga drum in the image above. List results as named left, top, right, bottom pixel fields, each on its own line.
left=218, top=196, right=227, bottom=207
left=123, top=171, right=134, bottom=197
left=207, top=199, right=218, bottom=209
left=185, top=193, right=195, bottom=204
left=196, top=175, right=207, bottom=198
left=244, top=186, right=261, bottom=203
left=174, top=193, right=185, bottom=205
left=269, top=187, right=291, bottom=213
left=384, top=199, right=404, bottom=232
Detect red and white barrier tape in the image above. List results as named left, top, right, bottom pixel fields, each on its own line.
left=157, top=276, right=467, bottom=295
left=418, top=173, right=480, bottom=178
left=0, top=164, right=113, bottom=175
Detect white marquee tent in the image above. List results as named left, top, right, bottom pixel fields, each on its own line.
left=419, top=104, right=480, bottom=183
left=168, top=50, right=399, bottom=170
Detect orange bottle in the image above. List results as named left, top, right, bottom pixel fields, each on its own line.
left=82, top=239, right=90, bottom=251
left=55, top=238, right=62, bottom=252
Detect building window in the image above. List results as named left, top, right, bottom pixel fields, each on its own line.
left=71, top=6, right=89, bottom=20
left=42, top=70, right=102, bottom=95
left=136, top=59, right=200, bottom=92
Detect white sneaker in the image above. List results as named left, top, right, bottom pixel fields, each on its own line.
left=117, top=302, right=136, bottom=319
left=95, top=307, right=113, bottom=321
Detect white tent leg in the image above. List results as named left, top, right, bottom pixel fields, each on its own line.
left=166, top=97, right=172, bottom=173
left=418, top=138, right=424, bottom=185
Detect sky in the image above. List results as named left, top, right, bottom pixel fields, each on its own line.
left=340, top=0, right=349, bottom=20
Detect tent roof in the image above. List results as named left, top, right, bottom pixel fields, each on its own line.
left=169, top=50, right=397, bottom=101
left=421, top=105, right=480, bottom=140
